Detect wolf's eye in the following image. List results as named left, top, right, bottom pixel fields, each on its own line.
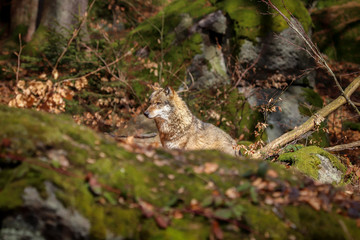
left=156, top=102, right=162, bottom=105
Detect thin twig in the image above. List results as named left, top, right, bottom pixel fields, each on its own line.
left=53, top=0, right=96, bottom=71
left=60, top=55, right=127, bottom=83
left=14, top=34, right=23, bottom=83
left=231, top=48, right=262, bottom=91
left=80, top=43, right=137, bottom=96
left=158, top=11, right=165, bottom=83
left=177, top=71, right=195, bottom=94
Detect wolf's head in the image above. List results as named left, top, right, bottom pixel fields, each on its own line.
left=144, top=86, right=176, bottom=120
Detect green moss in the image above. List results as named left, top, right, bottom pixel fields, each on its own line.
left=278, top=146, right=345, bottom=180
left=245, top=204, right=288, bottom=239
left=23, top=25, right=49, bottom=55
left=0, top=105, right=358, bottom=239
left=285, top=205, right=360, bottom=239
left=11, top=24, right=28, bottom=42
left=217, top=0, right=311, bottom=41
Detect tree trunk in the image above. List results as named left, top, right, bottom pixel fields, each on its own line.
left=10, top=0, right=39, bottom=41
left=8, top=0, right=89, bottom=51
left=39, top=0, right=89, bottom=37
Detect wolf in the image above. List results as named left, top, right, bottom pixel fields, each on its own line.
left=144, top=86, right=237, bottom=156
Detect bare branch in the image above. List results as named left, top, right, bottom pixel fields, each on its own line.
left=177, top=71, right=195, bottom=94
left=81, top=43, right=134, bottom=92
left=252, top=76, right=360, bottom=159
left=231, top=47, right=262, bottom=91
left=59, top=50, right=133, bottom=83
left=325, top=141, right=360, bottom=152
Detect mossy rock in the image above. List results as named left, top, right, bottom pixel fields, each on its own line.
left=278, top=146, right=346, bottom=183
left=0, top=106, right=359, bottom=239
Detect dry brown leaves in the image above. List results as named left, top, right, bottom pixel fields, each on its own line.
left=8, top=77, right=87, bottom=114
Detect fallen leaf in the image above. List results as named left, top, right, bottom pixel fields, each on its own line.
left=204, top=162, right=219, bottom=174
left=264, top=196, right=274, bottom=205
left=211, top=220, right=223, bottom=240
left=193, top=165, right=204, bottom=174
left=190, top=199, right=201, bottom=211
left=306, top=198, right=321, bottom=211
left=225, top=187, right=238, bottom=199
left=86, top=173, right=102, bottom=196
left=154, top=214, right=170, bottom=229
left=52, top=69, right=59, bottom=80
left=267, top=169, right=278, bottom=178
left=172, top=210, right=183, bottom=219
left=138, top=200, right=155, bottom=218
left=356, top=169, right=360, bottom=178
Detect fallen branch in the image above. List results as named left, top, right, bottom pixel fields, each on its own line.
left=325, top=141, right=360, bottom=152
left=252, top=76, right=360, bottom=159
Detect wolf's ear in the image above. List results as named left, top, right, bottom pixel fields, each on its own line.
left=164, top=86, right=175, bottom=97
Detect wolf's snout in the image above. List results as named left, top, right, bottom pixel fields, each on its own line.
left=144, top=110, right=150, bottom=118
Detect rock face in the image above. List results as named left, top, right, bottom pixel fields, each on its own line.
left=188, top=10, right=229, bottom=88
left=247, top=86, right=327, bottom=143
left=238, top=26, right=315, bottom=83
left=317, top=154, right=343, bottom=184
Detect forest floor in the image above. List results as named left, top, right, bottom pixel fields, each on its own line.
left=0, top=56, right=359, bottom=189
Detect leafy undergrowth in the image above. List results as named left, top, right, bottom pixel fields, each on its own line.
left=1, top=105, right=360, bottom=239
